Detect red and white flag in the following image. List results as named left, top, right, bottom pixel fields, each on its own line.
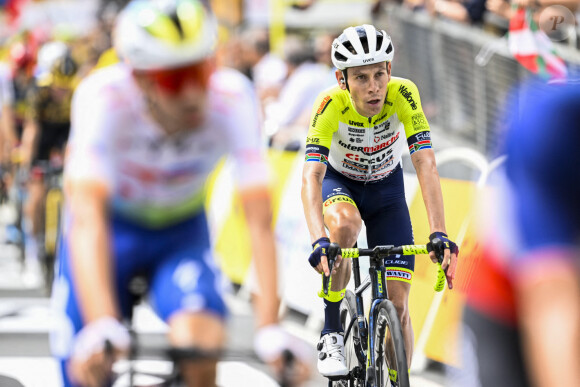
left=508, top=6, right=567, bottom=80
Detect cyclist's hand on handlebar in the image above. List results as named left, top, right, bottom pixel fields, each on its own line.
left=427, top=232, right=459, bottom=289
left=308, top=237, right=341, bottom=276
left=254, top=325, right=312, bottom=386
left=68, top=317, right=130, bottom=387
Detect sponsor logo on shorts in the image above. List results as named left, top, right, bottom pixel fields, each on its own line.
left=323, top=195, right=357, bottom=208
left=386, top=269, right=413, bottom=282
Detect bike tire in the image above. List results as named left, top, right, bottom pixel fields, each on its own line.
left=331, top=290, right=362, bottom=387
left=373, top=300, right=409, bottom=387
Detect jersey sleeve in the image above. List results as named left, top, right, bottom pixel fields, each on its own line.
left=395, top=79, right=432, bottom=155
left=64, top=78, right=116, bottom=192
left=304, top=90, right=337, bottom=164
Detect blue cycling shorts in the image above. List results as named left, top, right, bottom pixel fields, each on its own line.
left=50, top=211, right=227, bottom=386
left=322, top=164, right=415, bottom=282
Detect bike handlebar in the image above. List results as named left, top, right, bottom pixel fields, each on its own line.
left=322, top=244, right=446, bottom=296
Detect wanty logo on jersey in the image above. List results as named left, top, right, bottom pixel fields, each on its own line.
left=349, top=120, right=364, bottom=127
left=398, top=85, right=417, bottom=110
left=311, top=96, right=332, bottom=127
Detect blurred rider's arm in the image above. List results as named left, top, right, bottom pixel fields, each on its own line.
left=64, top=82, right=128, bottom=387
left=240, top=189, right=280, bottom=327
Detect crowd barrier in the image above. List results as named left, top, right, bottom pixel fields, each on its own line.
left=376, top=4, right=580, bottom=157
left=206, top=147, right=504, bottom=367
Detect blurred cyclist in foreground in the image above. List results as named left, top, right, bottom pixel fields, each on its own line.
left=50, top=0, right=309, bottom=386
left=457, top=81, right=580, bottom=387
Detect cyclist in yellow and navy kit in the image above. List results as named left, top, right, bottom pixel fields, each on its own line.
left=301, top=24, right=459, bottom=378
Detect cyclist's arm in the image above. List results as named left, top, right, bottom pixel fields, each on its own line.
left=67, top=180, right=119, bottom=321
left=301, top=161, right=327, bottom=242
left=65, top=75, right=120, bottom=322
left=410, top=149, right=446, bottom=234
left=301, top=91, right=335, bottom=243
left=397, top=78, right=456, bottom=285
left=239, top=188, right=279, bottom=328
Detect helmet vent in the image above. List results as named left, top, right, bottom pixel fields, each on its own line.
left=170, top=13, right=184, bottom=39
left=334, top=51, right=347, bottom=62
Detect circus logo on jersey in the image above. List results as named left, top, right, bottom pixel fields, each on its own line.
left=345, top=150, right=391, bottom=164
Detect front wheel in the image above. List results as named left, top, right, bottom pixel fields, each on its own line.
left=373, top=300, right=409, bottom=387
left=331, top=290, right=364, bottom=387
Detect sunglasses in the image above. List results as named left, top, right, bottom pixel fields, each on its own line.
left=135, top=60, right=214, bottom=95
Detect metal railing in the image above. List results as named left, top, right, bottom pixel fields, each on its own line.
left=375, top=5, right=580, bottom=156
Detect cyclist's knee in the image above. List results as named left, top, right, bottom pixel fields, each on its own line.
left=325, top=209, right=361, bottom=245
left=168, top=311, right=226, bottom=350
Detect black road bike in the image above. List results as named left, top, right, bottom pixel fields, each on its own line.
left=323, top=243, right=446, bottom=387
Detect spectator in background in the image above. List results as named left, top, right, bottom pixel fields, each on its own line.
left=239, top=26, right=287, bottom=105
left=313, top=31, right=340, bottom=85
left=425, top=0, right=492, bottom=25
left=452, top=80, right=580, bottom=387
left=266, top=34, right=334, bottom=150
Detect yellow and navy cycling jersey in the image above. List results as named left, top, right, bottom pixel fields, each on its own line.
left=305, top=77, right=431, bottom=182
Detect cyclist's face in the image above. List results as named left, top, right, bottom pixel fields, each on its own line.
left=339, top=62, right=390, bottom=118
left=134, top=59, right=215, bottom=130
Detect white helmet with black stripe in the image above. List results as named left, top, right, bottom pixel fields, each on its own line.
left=331, top=24, right=394, bottom=70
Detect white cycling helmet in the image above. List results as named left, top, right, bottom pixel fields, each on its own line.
left=331, top=24, right=394, bottom=71
left=114, top=0, right=218, bottom=71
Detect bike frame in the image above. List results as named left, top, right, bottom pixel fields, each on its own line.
left=324, top=243, right=444, bottom=386
left=339, top=249, right=394, bottom=382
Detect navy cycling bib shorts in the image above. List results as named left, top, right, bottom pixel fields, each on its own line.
left=322, top=163, right=415, bottom=283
